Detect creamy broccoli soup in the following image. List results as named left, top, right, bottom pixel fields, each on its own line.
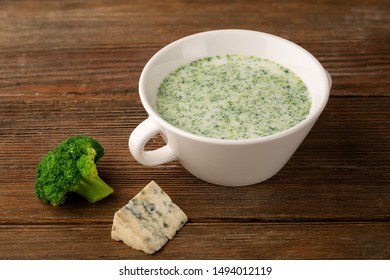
left=156, top=54, right=311, bottom=140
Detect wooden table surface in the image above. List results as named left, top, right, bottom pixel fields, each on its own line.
left=0, top=0, right=389, bottom=260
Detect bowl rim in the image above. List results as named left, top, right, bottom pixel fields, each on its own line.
left=138, top=29, right=331, bottom=145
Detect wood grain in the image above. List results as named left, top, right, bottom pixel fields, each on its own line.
left=1, top=222, right=389, bottom=260
left=0, top=0, right=389, bottom=259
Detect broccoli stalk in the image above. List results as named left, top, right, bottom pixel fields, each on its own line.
left=75, top=177, right=113, bottom=204
left=35, top=136, right=114, bottom=206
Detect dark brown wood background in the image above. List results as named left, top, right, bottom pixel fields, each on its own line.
left=0, top=0, right=389, bottom=259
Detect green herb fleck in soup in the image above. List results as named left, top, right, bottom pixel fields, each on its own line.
left=156, top=54, right=311, bottom=140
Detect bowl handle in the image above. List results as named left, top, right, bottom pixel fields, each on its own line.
left=129, top=117, right=178, bottom=166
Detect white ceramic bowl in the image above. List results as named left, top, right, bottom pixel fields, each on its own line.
left=129, top=29, right=331, bottom=186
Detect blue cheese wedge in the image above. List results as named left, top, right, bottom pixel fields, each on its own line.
left=111, top=181, right=188, bottom=254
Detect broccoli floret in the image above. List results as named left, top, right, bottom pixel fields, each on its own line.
left=35, top=136, right=114, bottom=206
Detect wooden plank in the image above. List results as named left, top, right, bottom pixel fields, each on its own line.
left=0, top=43, right=389, bottom=98
left=0, top=97, right=388, bottom=224
left=0, top=222, right=388, bottom=259
left=1, top=1, right=389, bottom=97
